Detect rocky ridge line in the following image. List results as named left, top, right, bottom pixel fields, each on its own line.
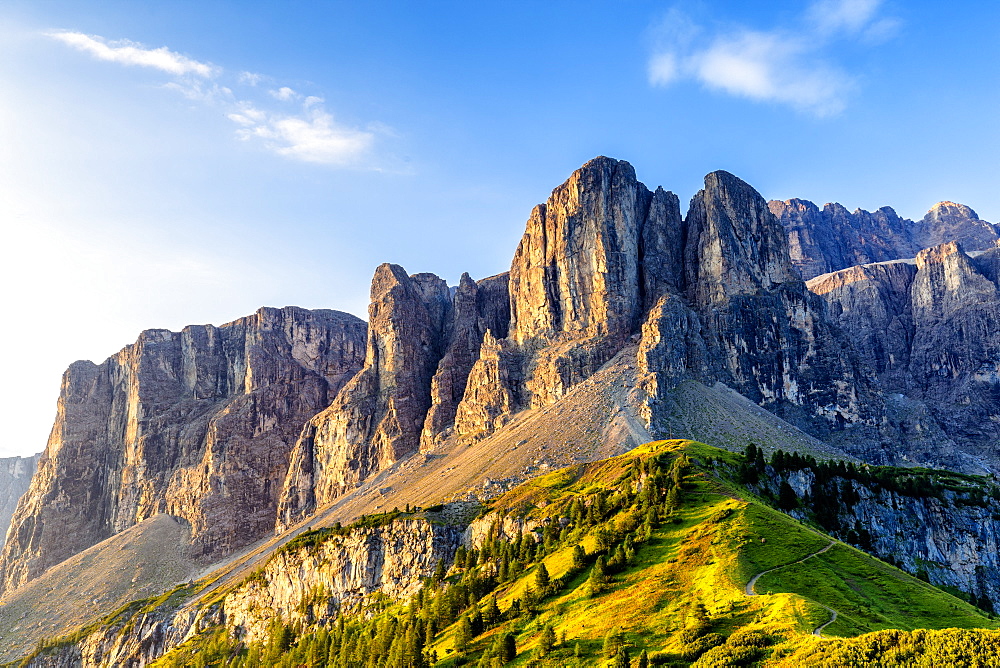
left=771, top=198, right=1000, bottom=280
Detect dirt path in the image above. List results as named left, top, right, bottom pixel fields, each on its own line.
left=813, top=607, right=837, bottom=636
left=744, top=540, right=840, bottom=637
left=744, top=540, right=835, bottom=596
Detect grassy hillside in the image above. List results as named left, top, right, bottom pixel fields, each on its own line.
left=135, top=439, right=998, bottom=667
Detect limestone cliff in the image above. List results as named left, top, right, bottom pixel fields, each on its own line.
left=0, top=307, right=367, bottom=594
left=0, top=454, right=39, bottom=546
left=277, top=268, right=509, bottom=527
left=643, top=171, right=879, bottom=440
left=284, top=159, right=885, bottom=525
left=225, top=518, right=461, bottom=642
left=770, top=198, right=999, bottom=280
left=14, top=155, right=1000, bottom=607
left=810, top=242, right=1000, bottom=472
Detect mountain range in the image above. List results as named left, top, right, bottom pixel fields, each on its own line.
left=2, top=157, right=999, bottom=665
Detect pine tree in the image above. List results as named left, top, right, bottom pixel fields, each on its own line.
left=501, top=631, right=517, bottom=662
left=613, top=646, right=632, bottom=668
left=778, top=481, right=798, bottom=510
left=534, top=562, right=550, bottom=594
left=572, top=544, right=587, bottom=571
left=588, top=556, right=608, bottom=596
left=603, top=627, right=623, bottom=658
left=539, top=624, right=556, bottom=655
left=455, top=615, right=473, bottom=654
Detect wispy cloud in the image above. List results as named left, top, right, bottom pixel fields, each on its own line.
left=268, top=86, right=298, bottom=101
left=48, top=31, right=217, bottom=77
left=647, top=0, right=896, bottom=116
left=229, top=99, right=374, bottom=165
left=48, top=31, right=383, bottom=167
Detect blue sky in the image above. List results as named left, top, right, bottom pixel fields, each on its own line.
left=1, top=1, right=998, bottom=457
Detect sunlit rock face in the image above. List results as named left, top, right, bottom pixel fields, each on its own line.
left=0, top=306, right=367, bottom=594
left=277, top=265, right=510, bottom=527
left=16, top=156, right=1000, bottom=598
left=282, top=159, right=883, bottom=528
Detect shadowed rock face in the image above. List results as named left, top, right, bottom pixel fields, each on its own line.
left=277, top=267, right=511, bottom=527
left=662, top=171, right=878, bottom=435
left=0, top=307, right=367, bottom=594
left=771, top=198, right=999, bottom=280
left=810, top=242, right=1000, bottom=470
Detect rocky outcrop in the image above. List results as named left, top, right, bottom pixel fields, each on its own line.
left=277, top=268, right=510, bottom=527
left=0, top=307, right=367, bottom=594
left=915, top=202, right=999, bottom=252
left=810, top=242, right=1000, bottom=471
left=0, top=454, right=39, bottom=546
left=846, top=484, right=1000, bottom=611
left=20, top=517, right=461, bottom=667
left=807, top=261, right=917, bottom=382
left=284, top=159, right=889, bottom=525
left=771, top=198, right=999, bottom=280
left=226, top=518, right=460, bottom=642
left=501, top=158, right=678, bottom=412
left=645, top=171, right=879, bottom=438
left=421, top=272, right=510, bottom=448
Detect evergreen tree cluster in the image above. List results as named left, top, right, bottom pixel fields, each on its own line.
left=150, top=452, right=690, bottom=667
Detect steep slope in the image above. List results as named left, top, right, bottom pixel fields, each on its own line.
left=0, top=356, right=857, bottom=663
left=741, top=448, right=1000, bottom=611
left=0, top=307, right=367, bottom=595
left=21, top=440, right=999, bottom=667
left=0, top=514, right=201, bottom=663
left=0, top=454, right=39, bottom=545
left=770, top=198, right=999, bottom=280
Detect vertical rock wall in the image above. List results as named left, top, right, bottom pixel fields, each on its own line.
left=0, top=307, right=367, bottom=594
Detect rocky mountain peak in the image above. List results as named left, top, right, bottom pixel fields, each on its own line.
left=913, top=242, right=998, bottom=315
left=915, top=202, right=998, bottom=253
left=684, top=170, right=796, bottom=306
left=926, top=201, right=980, bottom=223
left=509, top=156, right=651, bottom=344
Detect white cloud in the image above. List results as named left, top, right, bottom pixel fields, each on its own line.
left=648, top=52, right=679, bottom=86
left=808, top=0, right=881, bottom=34
left=48, top=30, right=384, bottom=167
left=239, top=71, right=263, bottom=86
left=48, top=31, right=217, bottom=77
left=233, top=102, right=374, bottom=165
left=691, top=31, right=851, bottom=115
left=647, top=0, right=895, bottom=116
left=269, top=86, right=298, bottom=101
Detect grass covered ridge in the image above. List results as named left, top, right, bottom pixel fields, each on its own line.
left=26, top=439, right=1000, bottom=667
